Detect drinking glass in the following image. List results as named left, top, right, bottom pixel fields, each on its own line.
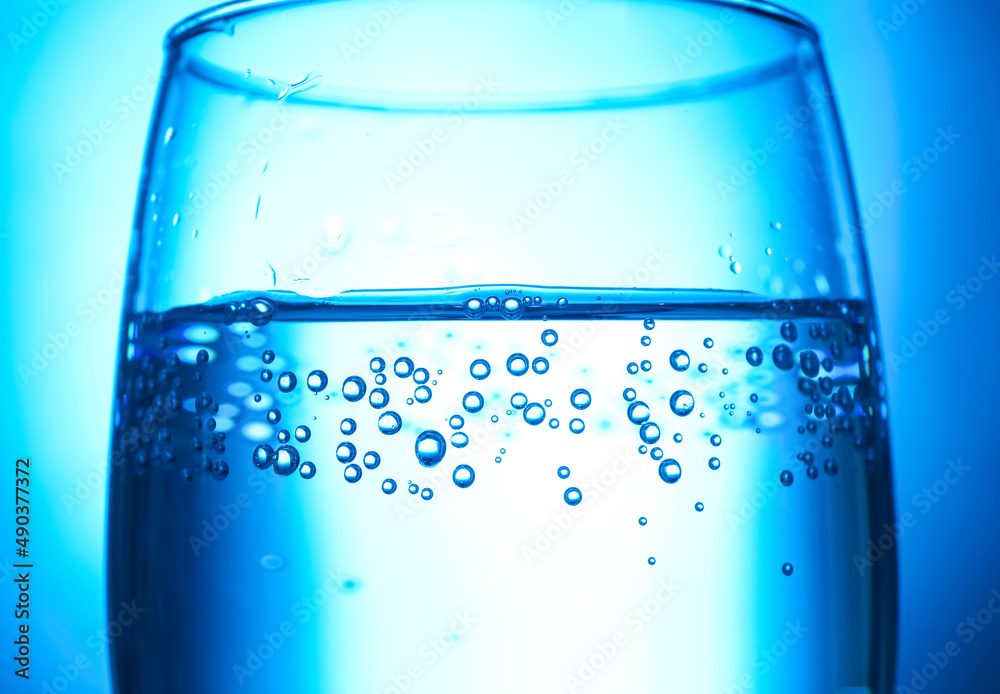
left=108, top=1, right=896, bottom=692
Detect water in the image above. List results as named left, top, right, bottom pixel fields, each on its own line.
left=108, top=287, right=892, bottom=693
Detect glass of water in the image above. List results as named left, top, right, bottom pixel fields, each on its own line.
left=108, top=1, right=896, bottom=692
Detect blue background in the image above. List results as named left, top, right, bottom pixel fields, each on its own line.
left=0, top=0, right=997, bottom=692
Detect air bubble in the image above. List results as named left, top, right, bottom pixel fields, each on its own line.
left=414, top=386, right=432, bottom=403
left=449, top=415, right=465, bottom=429
left=570, top=388, right=592, bottom=410
left=639, top=422, right=661, bottom=443
left=413, top=368, right=429, bottom=384
left=266, top=408, right=281, bottom=424
left=393, top=357, right=415, bottom=378
left=710, top=434, right=722, bottom=446
left=557, top=466, right=570, bottom=479
left=336, top=442, right=357, bottom=463
left=273, top=445, right=299, bottom=476
left=421, top=487, right=434, bottom=500
left=703, top=338, right=714, bottom=348
left=669, top=350, right=690, bottom=371
left=641, top=336, right=651, bottom=346
left=382, top=478, right=397, bottom=494
left=541, top=329, right=559, bottom=346
left=627, top=362, right=639, bottom=374
left=781, top=322, right=798, bottom=342
left=307, top=370, right=328, bottom=393
left=363, top=451, right=381, bottom=470
left=262, top=350, right=275, bottom=364
left=212, top=460, right=229, bottom=480
left=780, top=470, right=794, bottom=486
left=463, top=298, right=486, bottom=319
left=669, top=390, right=695, bottom=417
left=377, top=411, right=402, bottom=435
left=643, top=318, right=655, bottom=330
left=627, top=401, right=651, bottom=424
left=640, top=360, right=652, bottom=372
left=824, top=458, right=838, bottom=475
left=532, top=357, right=550, bottom=374
left=523, top=403, right=546, bottom=425
left=695, top=502, right=705, bottom=512
left=500, top=297, right=523, bottom=320
left=651, top=447, right=664, bottom=460
left=342, top=376, right=367, bottom=402
left=248, top=299, right=274, bottom=327
left=470, top=359, right=491, bottom=380
left=569, top=418, right=585, bottom=434
left=782, top=562, right=794, bottom=576
left=252, top=444, right=274, bottom=469
left=772, top=344, right=795, bottom=370
left=294, top=426, right=311, bottom=442
left=261, top=369, right=272, bottom=382
left=549, top=418, right=560, bottom=428
left=450, top=432, right=469, bottom=448
left=462, top=391, right=485, bottom=413
left=800, top=350, right=820, bottom=378
left=648, top=557, right=656, bottom=566
left=369, top=388, right=390, bottom=409
left=564, top=487, right=582, bottom=506
left=415, top=430, right=447, bottom=467
left=344, top=464, right=362, bottom=483
left=197, top=349, right=209, bottom=364
left=453, top=464, right=475, bottom=488
left=408, top=482, right=419, bottom=495
left=506, top=353, right=529, bottom=376
left=698, top=363, right=708, bottom=373
left=299, top=462, right=316, bottom=479
left=623, top=388, right=637, bottom=402
left=658, top=459, right=682, bottom=484
left=746, top=347, right=763, bottom=367
left=510, top=393, right=528, bottom=409
left=370, top=357, right=385, bottom=373
left=638, top=516, right=647, bottom=525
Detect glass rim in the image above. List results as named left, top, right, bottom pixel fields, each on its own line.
left=165, top=0, right=820, bottom=50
